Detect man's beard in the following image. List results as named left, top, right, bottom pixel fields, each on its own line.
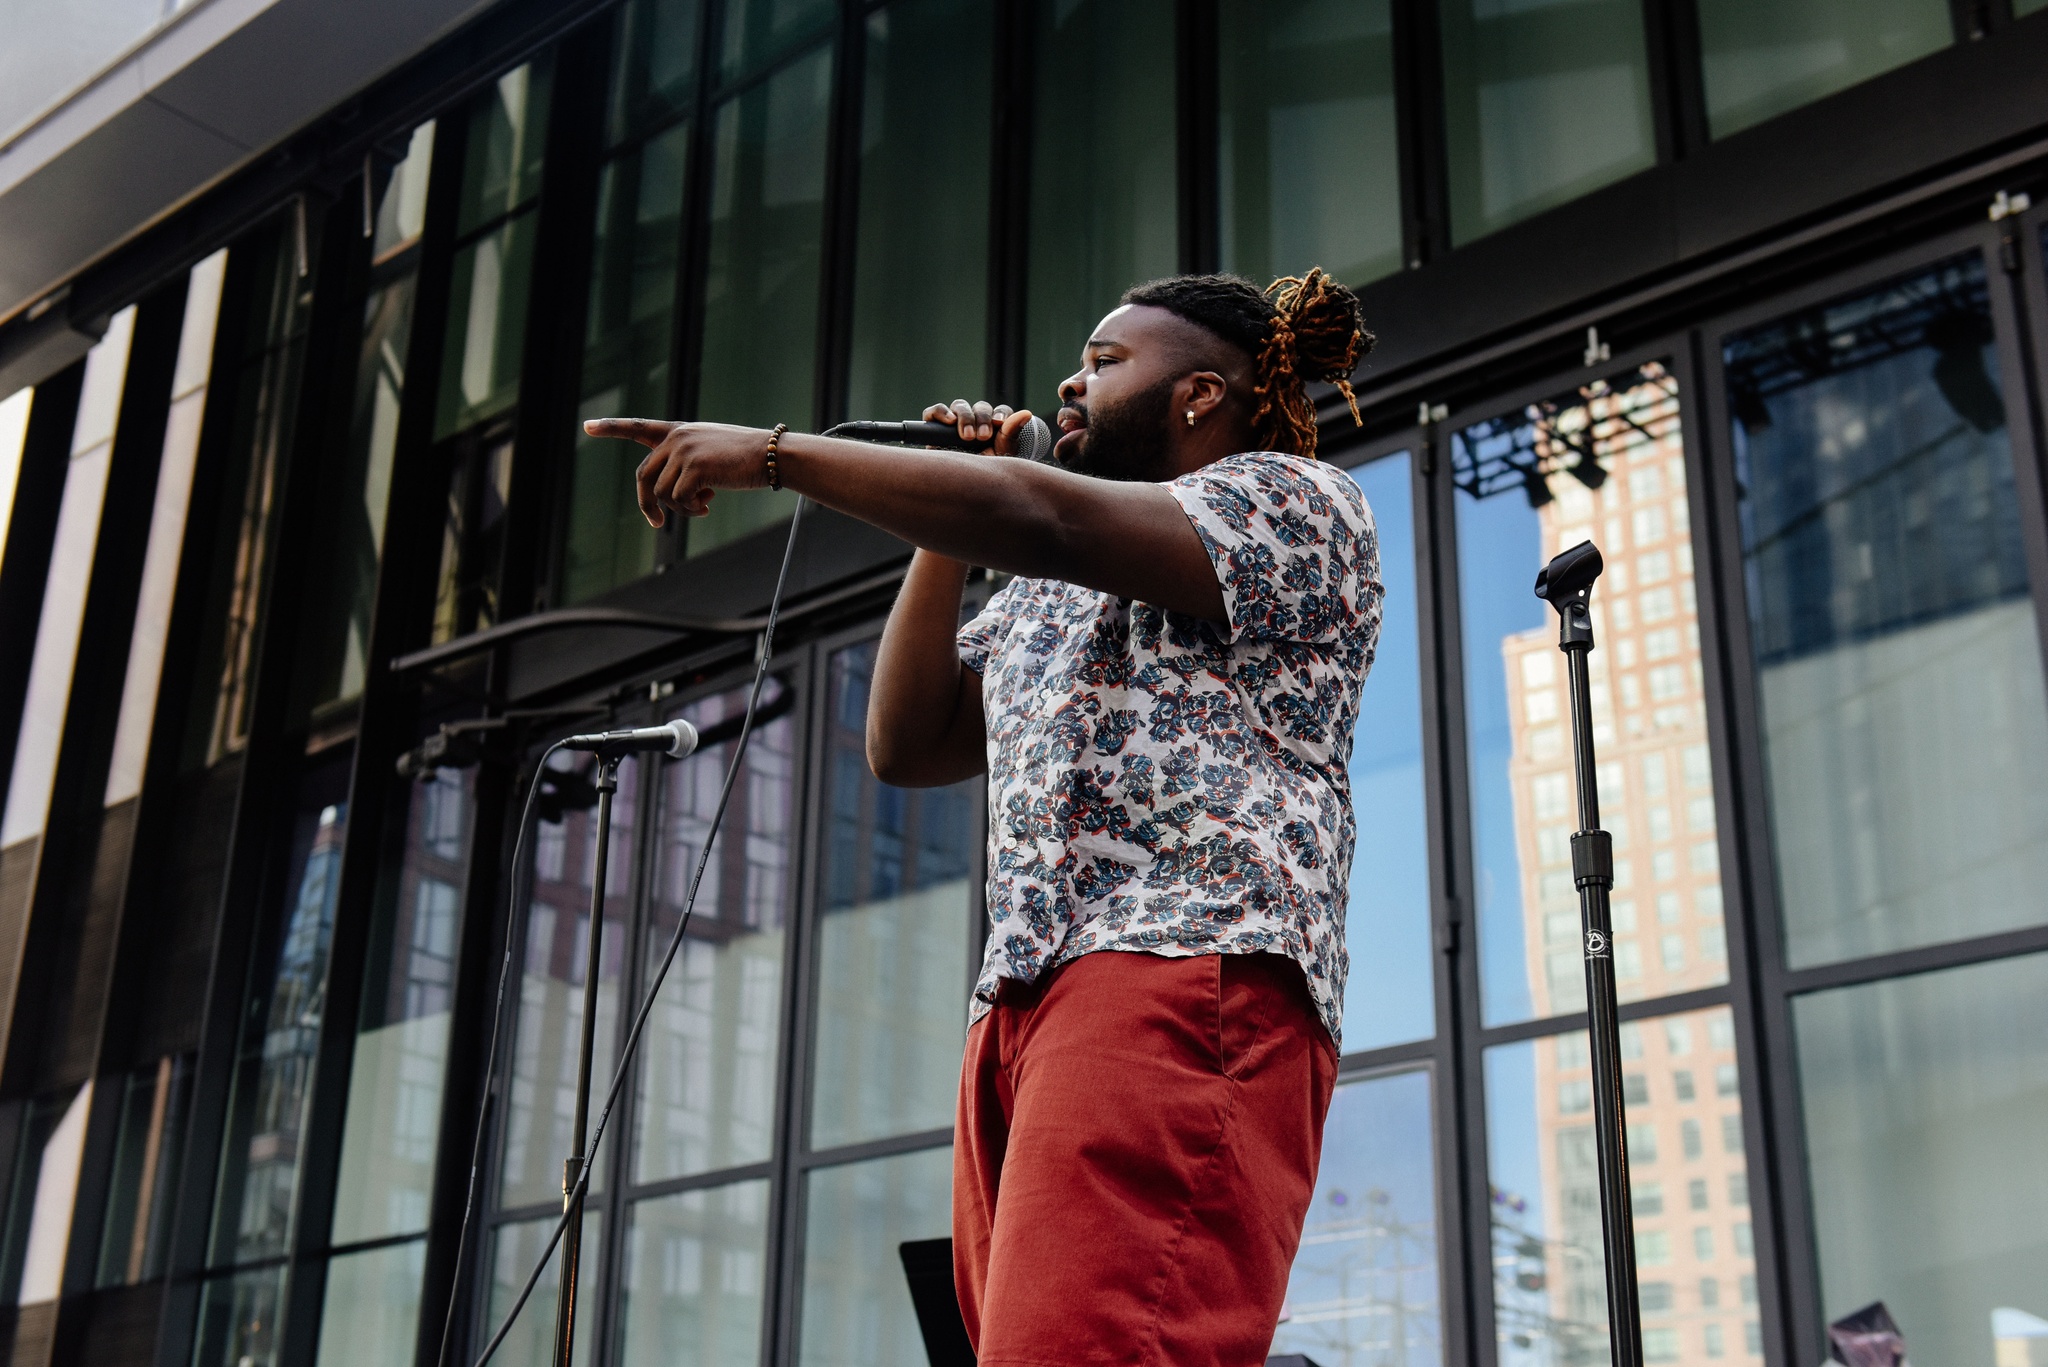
left=1062, top=376, right=1175, bottom=482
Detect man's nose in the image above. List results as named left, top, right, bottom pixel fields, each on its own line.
left=1058, top=372, right=1085, bottom=405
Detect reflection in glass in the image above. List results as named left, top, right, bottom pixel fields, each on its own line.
left=567, top=123, right=686, bottom=602
left=691, top=47, right=831, bottom=556
left=1489, top=1007, right=1754, bottom=1367
left=372, top=123, right=436, bottom=261
left=1726, top=253, right=2048, bottom=967
left=1455, top=365, right=1727, bottom=1025
left=1219, top=0, right=1402, bottom=288
left=333, top=767, right=471, bottom=1244
left=1439, top=0, right=1655, bottom=245
left=314, top=1238, right=426, bottom=1367
left=847, top=0, right=992, bottom=421
left=431, top=432, right=515, bottom=644
left=456, top=64, right=551, bottom=236
left=607, top=0, right=702, bottom=148
left=619, top=1180, right=771, bottom=1367
left=499, top=755, right=638, bottom=1209
left=437, top=213, right=537, bottom=440
left=633, top=687, right=794, bottom=1183
left=96, top=1055, right=191, bottom=1287
left=811, top=643, right=975, bottom=1149
left=1697, top=0, right=1951, bottom=140
left=718, top=0, right=834, bottom=85
left=489, top=1213, right=600, bottom=1367
left=193, top=1265, right=287, bottom=1367
left=1025, top=0, right=1177, bottom=409
left=1343, top=455, right=1433, bottom=1051
left=1272, top=1069, right=1441, bottom=1367
left=1794, top=953, right=2048, bottom=1367
left=798, top=1146, right=951, bottom=1367
left=212, top=759, right=352, bottom=1265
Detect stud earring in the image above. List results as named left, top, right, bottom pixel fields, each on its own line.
left=1185, top=410, right=1197, bottom=426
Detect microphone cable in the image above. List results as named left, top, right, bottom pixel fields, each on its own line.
left=435, top=496, right=808, bottom=1367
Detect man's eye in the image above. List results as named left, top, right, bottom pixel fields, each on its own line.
left=1094, top=356, right=1116, bottom=370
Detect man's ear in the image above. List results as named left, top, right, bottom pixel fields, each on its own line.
left=1183, top=370, right=1231, bottom=421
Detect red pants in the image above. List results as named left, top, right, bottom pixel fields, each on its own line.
left=953, top=950, right=1338, bottom=1367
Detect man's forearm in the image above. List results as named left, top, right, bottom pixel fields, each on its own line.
left=772, top=433, right=1222, bottom=621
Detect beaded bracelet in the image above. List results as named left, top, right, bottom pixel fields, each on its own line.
left=764, top=422, right=788, bottom=491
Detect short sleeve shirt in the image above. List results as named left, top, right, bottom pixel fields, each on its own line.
left=957, top=451, right=1383, bottom=1048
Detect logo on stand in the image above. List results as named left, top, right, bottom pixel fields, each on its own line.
left=1584, top=929, right=1610, bottom=958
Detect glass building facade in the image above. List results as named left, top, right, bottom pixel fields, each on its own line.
left=0, top=3, right=2046, bottom=1366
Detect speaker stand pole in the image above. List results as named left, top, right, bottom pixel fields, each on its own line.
left=1538, top=541, right=1644, bottom=1367
left=552, top=755, right=619, bottom=1367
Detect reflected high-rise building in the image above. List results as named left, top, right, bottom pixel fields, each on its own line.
left=1495, top=367, right=1759, bottom=1367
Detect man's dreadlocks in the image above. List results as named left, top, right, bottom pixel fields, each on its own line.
left=1120, top=268, right=1373, bottom=459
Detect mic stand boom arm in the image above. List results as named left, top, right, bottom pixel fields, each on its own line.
left=1536, top=539, right=1644, bottom=1367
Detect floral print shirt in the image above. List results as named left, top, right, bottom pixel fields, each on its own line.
left=957, top=451, right=1383, bottom=1048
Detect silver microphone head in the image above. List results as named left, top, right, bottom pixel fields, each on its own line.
left=1016, top=414, right=1054, bottom=464
left=664, top=718, right=700, bottom=759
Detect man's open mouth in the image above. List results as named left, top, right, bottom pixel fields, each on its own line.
left=1054, top=405, right=1087, bottom=465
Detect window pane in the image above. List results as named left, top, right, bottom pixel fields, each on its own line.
left=372, top=122, right=435, bottom=260
left=193, top=1265, right=287, bottom=1367
left=332, top=767, right=472, bottom=1244
left=437, top=211, right=537, bottom=440
left=211, top=757, right=352, bottom=1264
left=499, top=755, right=639, bottom=1209
left=1698, top=0, right=1952, bottom=140
left=1439, top=0, right=1656, bottom=245
left=1219, top=0, right=1402, bottom=288
left=810, top=643, right=975, bottom=1149
left=457, top=63, right=551, bottom=236
left=1794, top=953, right=2048, bottom=1367
left=618, top=1180, right=771, bottom=1367
left=566, top=123, right=687, bottom=603
left=718, top=0, right=834, bottom=86
left=487, top=1212, right=600, bottom=1367
left=798, top=1146, right=952, bottom=1367
left=1726, top=252, right=2048, bottom=968
left=608, top=0, right=702, bottom=148
left=95, top=1055, right=191, bottom=1287
left=1489, top=1006, right=1755, bottom=1367
left=314, top=1238, right=425, bottom=1367
left=1272, top=1069, right=1441, bottom=1366
left=1343, top=454, right=1433, bottom=1050
left=846, top=0, right=992, bottom=421
left=1455, top=364, right=1727, bottom=1025
left=690, top=47, right=832, bottom=557
left=633, top=686, right=796, bottom=1183
left=1024, top=0, right=1177, bottom=410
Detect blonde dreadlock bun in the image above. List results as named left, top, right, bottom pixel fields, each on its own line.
left=1120, top=268, right=1374, bottom=459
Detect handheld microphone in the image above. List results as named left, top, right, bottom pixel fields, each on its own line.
left=561, top=718, right=700, bottom=759
left=830, top=415, right=1055, bottom=464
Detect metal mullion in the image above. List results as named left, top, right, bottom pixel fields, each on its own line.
left=1334, top=1036, right=1437, bottom=1078
left=1679, top=319, right=1800, bottom=1367
left=1983, top=211, right=2048, bottom=724
left=1779, top=923, right=2048, bottom=996
left=767, top=636, right=828, bottom=1367
left=1693, top=304, right=1824, bottom=1367
left=623, top=1159, right=777, bottom=1206
left=1642, top=0, right=1709, bottom=164
left=1174, top=0, right=1219, bottom=275
left=1422, top=401, right=1499, bottom=1367
left=1474, top=985, right=1734, bottom=1050
left=984, top=0, right=1033, bottom=408
left=322, top=1229, right=433, bottom=1260
left=1390, top=0, right=1450, bottom=267
left=793, top=1127, right=953, bottom=1173
left=812, top=0, right=866, bottom=432
left=0, top=361, right=85, bottom=804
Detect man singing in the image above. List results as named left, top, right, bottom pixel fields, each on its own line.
left=588, top=269, right=1383, bottom=1365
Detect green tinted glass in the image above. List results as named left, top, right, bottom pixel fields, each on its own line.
left=456, top=62, right=551, bottom=236
left=846, top=0, right=993, bottom=421
left=1219, top=0, right=1403, bottom=287
left=690, top=46, right=832, bottom=557
left=606, top=0, right=702, bottom=147
left=1440, top=0, right=1655, bottom=245
left=1698, top=0, right=1952, bottom=139
left=1024, top=0, right=1177, bottom=411
left=436, top=211, right=536, bottom=439
left=717, top=0, right=834, bottom=86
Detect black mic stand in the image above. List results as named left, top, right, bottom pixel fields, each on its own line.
left=1535, top=540, right=1644, bottom=1367
left=552, top=753, right=619, bottom=1367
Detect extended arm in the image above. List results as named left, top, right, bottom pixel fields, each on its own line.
left=583, top=419, right=1227, bottom=623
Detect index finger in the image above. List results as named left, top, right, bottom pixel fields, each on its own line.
left=584, top=417, right=680, bottom=448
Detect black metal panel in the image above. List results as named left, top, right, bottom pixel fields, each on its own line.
left=1175, top=0, right=1220, bottom=276
left=0, top=362, right=85, bottom=820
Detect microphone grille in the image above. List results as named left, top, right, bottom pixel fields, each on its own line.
left=1017, top=415, right=1054, bottom=465
left=665, top=719, right=701, bottom=759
